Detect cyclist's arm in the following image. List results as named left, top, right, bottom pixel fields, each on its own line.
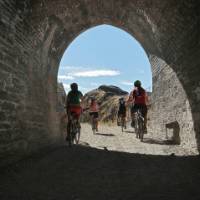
left=145, top=92, right=149, bottom=105
left=65, top=92, right=71, bottom=114
left=127, top=91, right=134, bottom=104
left=82, top=107, right=89, bottom=112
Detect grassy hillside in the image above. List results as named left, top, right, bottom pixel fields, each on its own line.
left=81, top=85, right=129, bottom=123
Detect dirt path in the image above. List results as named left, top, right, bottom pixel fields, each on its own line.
left=81, top=123, right=197, bottom=156
left=0, top=123, right=200, bottom=200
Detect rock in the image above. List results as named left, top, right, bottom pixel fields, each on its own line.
left=82, top=85, right=129, bottom=123
left=98, top=85, right=128, bottom=95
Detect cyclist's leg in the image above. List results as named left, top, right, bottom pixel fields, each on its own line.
left=73, top=106, right=82, bottom=129
left=131, top=105, right=137, bottom=127
left=141, top=105, right=147, bottom=132
left=77, top=117, right=81, bottom=128
left=117, top=111, right=121, bottom=125
left=94, top=112, right=99, bottom=131
left=75, top=118, right=81, bottom=143
left=66, top=109, right=72, bottom=141
left=70, top=107, right=81, bottom=143
left=71, top=113, right=81, bottom=144
left=90, top=112, right=95, bottom=129
left=66, top=119, right=73, bottom=145
left=122, top=112, right=126, bottom=128
left=89, top=112, right=93, bottom=125
left=120, top=108, right=125, bottom=130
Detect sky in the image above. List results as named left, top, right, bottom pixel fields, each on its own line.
left=58, top=25, right=152, bottom=94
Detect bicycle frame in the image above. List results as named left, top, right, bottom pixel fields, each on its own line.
left=120, top=115, right=126, bottom=132
left=134, top=109, right=145, bottom=141
left=67, top=113, right=80, bottom=146
left=91, top=116, right=98, bottom=134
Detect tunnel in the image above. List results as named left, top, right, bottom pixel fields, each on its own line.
left=0, top=0, right=200, bottom=165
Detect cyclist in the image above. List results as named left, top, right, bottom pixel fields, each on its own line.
left=128, top=80, right=148, bottom=132
left=65, top=83, right=83, bottom=139
left=88, top=97, right=99, bottom=131
left=117, top=97, right=127, bottom=128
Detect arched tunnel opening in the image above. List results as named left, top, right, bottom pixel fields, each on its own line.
left=57, top=24, right=197, bottom=155
left=58, top=24, right=152, bottom=94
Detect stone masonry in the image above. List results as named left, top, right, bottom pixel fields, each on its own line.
left=0, top=0, right=200, bottom=165
left=148, top=55, right=198, bottom=153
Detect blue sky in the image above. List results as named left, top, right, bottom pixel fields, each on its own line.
left=58, top=25, right=152, bottom=94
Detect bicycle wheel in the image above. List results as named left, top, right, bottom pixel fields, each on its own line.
left=92, top=118, right=96, bottom=134
left=74, top=127, right=80, bottom=144
left=134, top=114, right=139, bottom=138
left=121, top=117, right=125, bottom=132
left=138, top=117, right=144, bottom=141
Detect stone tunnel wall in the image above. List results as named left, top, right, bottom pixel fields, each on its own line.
left=148, top=55, right=198, bottom=154
left=0, top=0, right=61, bottom=166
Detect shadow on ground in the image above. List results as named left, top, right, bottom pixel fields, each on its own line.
left=142, top=138, right=177, bottom=145
left=124, top=130, right=135, bottom=134
left=95, top=132, right=115, bottom=137
left=0, top=145, right=200, bottom=200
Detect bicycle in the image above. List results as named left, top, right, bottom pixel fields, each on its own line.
left=119, top=114, right=126, bottom=132
left=91, top=115, right=98, bottom=134
left=66, top=112, right=81, bottom=146
left=134, top=108, right=145, bottom=141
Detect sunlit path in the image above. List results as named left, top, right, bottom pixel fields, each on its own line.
left=80, top=123, right=197, bottom=156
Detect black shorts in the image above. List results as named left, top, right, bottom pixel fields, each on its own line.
left=118, top=110, right=126, bottom=118
left=89, top=112, right=99, bottom=119
left=131, top=104, right=147, bottom=117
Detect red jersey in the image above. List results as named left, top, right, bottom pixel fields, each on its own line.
left=89, top=102, right=99, bottom=112
left=132, top=87, right=147, bottom=105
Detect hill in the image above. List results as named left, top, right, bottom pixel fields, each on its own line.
left=81, top=85, right=129, bottom=122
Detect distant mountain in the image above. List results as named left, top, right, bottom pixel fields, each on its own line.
left=98, top=85, right=128, bottom=95
left=81, top=85, right=129, bottom=123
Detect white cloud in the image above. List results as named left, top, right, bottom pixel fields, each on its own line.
left=58, top=75, right=74, bottom=80
left=70, top=69, right=120, bottom=77
left=60, top=65, right=85, bottom=72
left=121, top=81, right=134, bottom=86
left=59, top=65, right=120, bottom=78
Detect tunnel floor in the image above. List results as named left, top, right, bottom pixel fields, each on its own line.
left=80, top=123, right=197, bottom=156
left=0, top=124, right=200, bottom=200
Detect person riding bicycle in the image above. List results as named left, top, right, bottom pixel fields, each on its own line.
left=117, top=97, right=127, bottom=128
left=65, top=83, right=83, bottom=139
left=89, top=97, right=99, bottom=131
left=128, top=80, right=148, bottom=132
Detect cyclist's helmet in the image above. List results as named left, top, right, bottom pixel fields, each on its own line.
left=70, top=82, right=78, bottom=91
left=90, top=96, right=96, bottom=104
left=90, top=96, right=96, bottom=100
left=134, top=80, right=141, bottom=87
left=119, top=97, right=125, bottom=104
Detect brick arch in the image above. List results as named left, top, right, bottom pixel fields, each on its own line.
left=0, top=0, right=200, bottom=164
left=56, top=23, right=197, bottom=153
